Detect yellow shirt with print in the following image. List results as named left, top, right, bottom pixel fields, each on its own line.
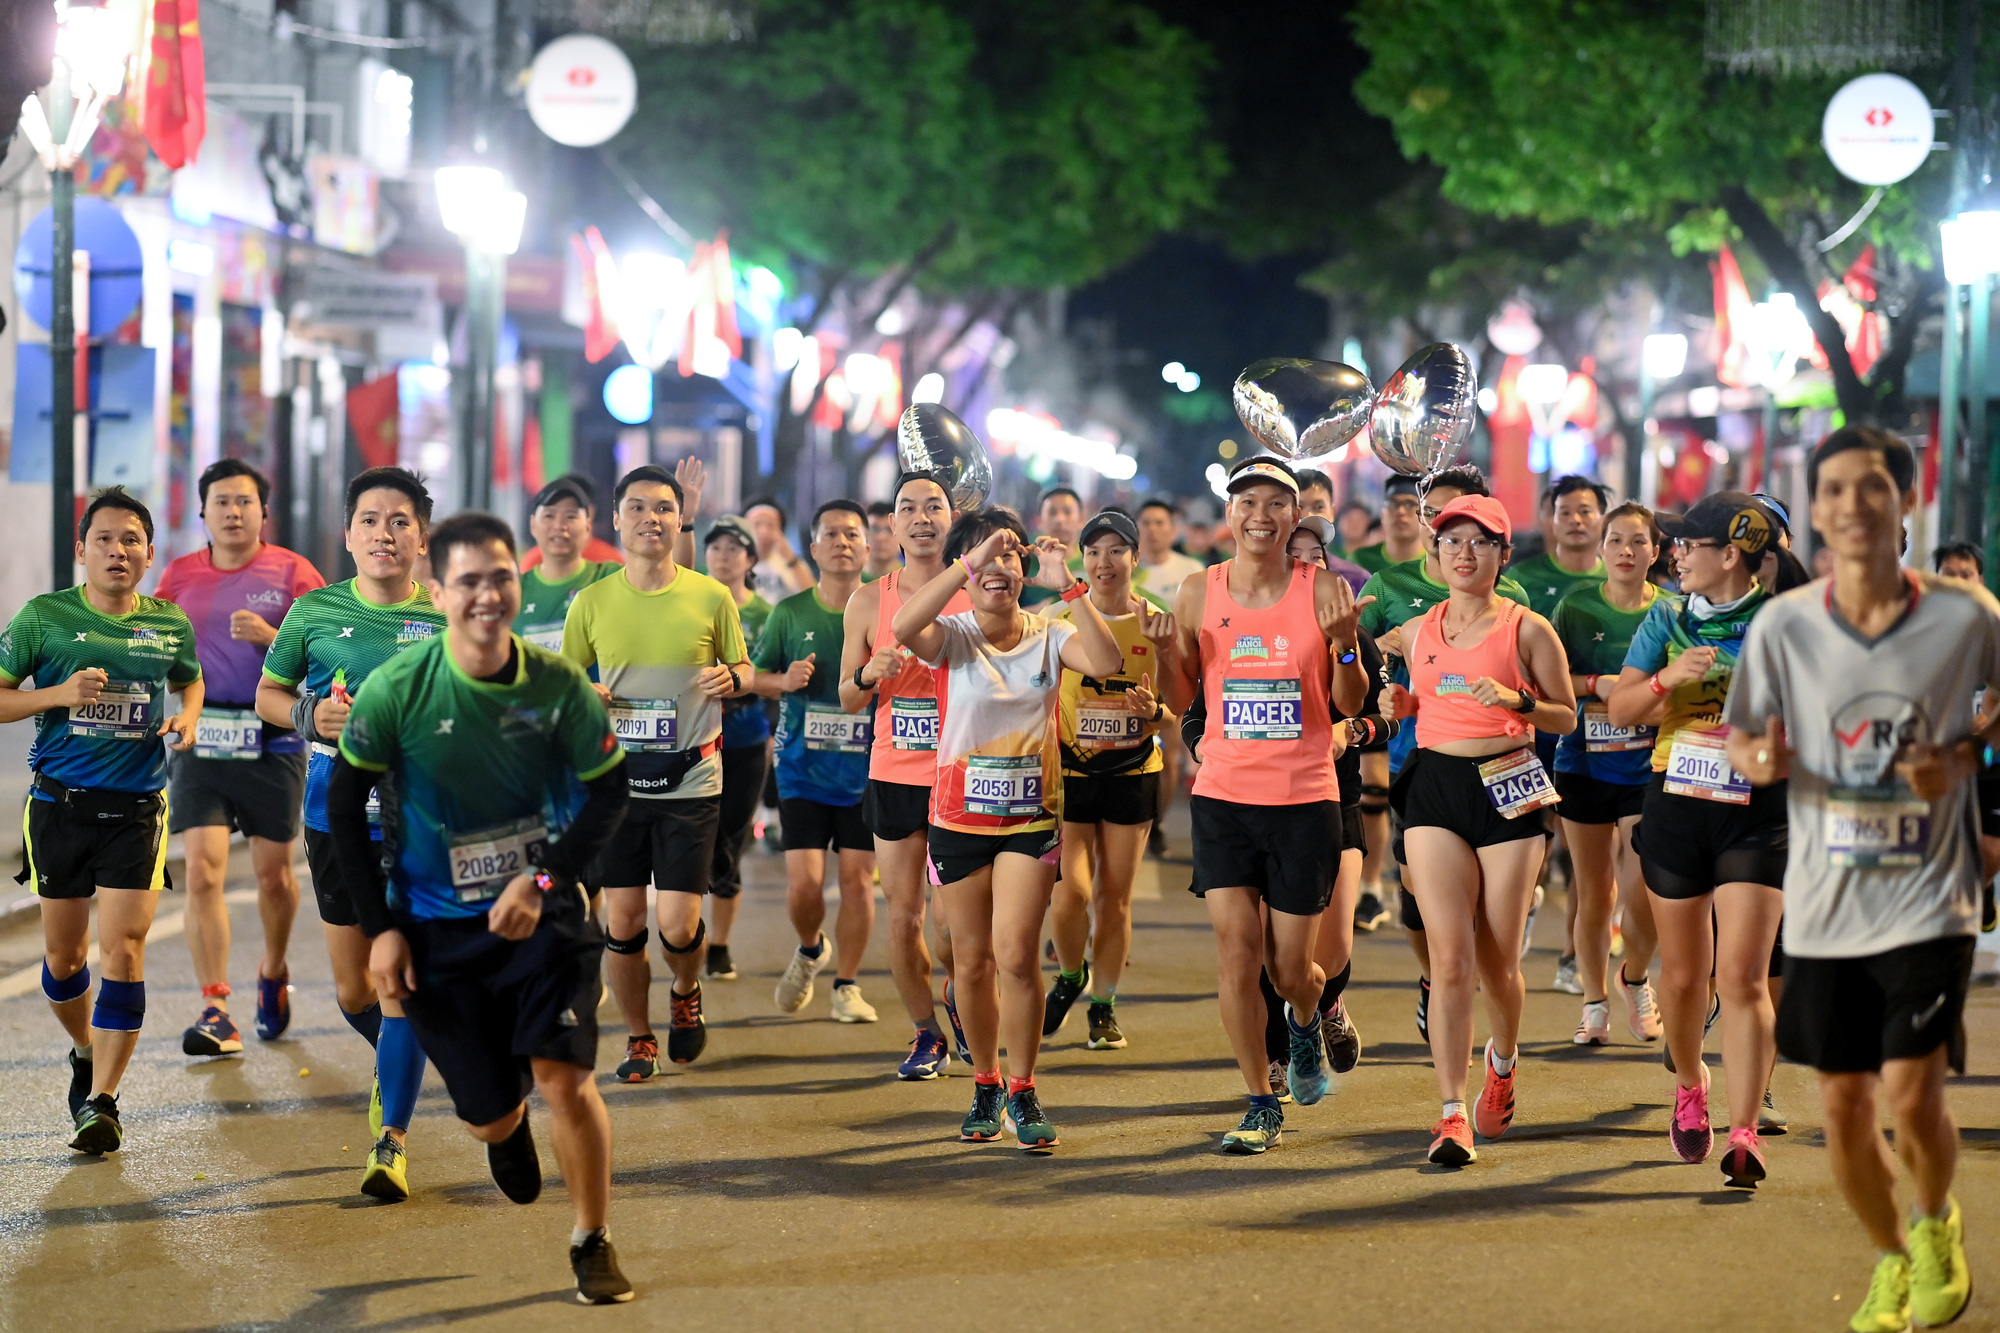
left=1052, top=600, right=1165, bottom=778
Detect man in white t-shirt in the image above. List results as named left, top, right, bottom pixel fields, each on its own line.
left=1136, top=498, right=1204, bottom=608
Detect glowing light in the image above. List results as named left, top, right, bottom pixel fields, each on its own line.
left=1642, top=333, right=1689, bottom=381
left=1517, top=363, right=1570, bottom=407
left=603, top=364, right=653, bottom=424
left=771, top=326, right=804, bottom=371
left=167, top=239, right=214, bottom=276
left=434, top=166, right=505, bottom=238
left=911, top=372, right=945, bottom=404
left=987, top=408, right=1136, bottom=480
left=1161, top=361, right=1185, bottom=382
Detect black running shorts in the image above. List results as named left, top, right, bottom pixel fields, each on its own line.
left=1553, top=771, right=1647, bottom=827
left=1341, top=802, right=1366, bottom=854
left=21, top=790, right=171, bottom=898
left=780, top=797, right=872, bottom=854
left=304, top=825, right=372, bottom=928
left=1189, top=795, right=1339, bottom=917
left=168, top=749, right=307, bottom=841
left=927, top=823, right=1060, bottom=886
left=595, top=797, right=719, bottom=895
left=1061, top=771, right=1161, bottom=827
left=862, top=779, right=930, bottom=844
left=1392, top=748, right=1553, bottom=850
left=1635, top=775, right=1787, bottom=900
left=1776, top=935, right=1974, bottom=1075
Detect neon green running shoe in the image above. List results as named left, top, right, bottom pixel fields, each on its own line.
left=1909, top=1197, right=1971, bottom=1328
left=368, top=1077, right=383, bottom=1139
left=359, top=1134, right=409, bottom=1201
left=1849, top=1251, right=1911, bottom=1333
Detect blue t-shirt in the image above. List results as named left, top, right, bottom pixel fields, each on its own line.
left=755, top=589, right=870, bottom=806
left=1550, top=582, right=1659, bottom=786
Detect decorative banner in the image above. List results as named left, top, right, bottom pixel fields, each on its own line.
left=308, top=154, right=379, bottom=256
left=144, top=0, right=206, bottom=169
left=1711, top=245, right=1755, bottom=390
left=570, top=227, right=621, bottom=363
left=346, top=372, right=401, bottom=470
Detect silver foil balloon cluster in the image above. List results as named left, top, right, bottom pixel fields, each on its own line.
left=1231, top=342, right=1479, bottom=482
left=895, top=402, right=993, bottom=513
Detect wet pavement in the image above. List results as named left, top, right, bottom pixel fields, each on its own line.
left=2, top=807, right=1999, bottom=1333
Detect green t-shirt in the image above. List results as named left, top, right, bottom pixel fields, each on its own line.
left=515, top=560, right=620, bottom=652
left=339, top=634, right=622, bottom=922
left=1020, top=553, right=1088, bottom=610
left=754, top=588, right=870, bottom=804
left=1507, top=551, right=1607, bottom=619
left=0, top=587, right=201, bottom=793
left=721, top=592, right=773, bottom=749
left=1350, top=543, right=1399, bottom=575
left=561, top=566, right=747, bottom=800
left=1549, top=581, right=1660, bottom=783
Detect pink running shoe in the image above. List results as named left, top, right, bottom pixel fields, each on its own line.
left=1720, top=1126, right=1766, bottom=1188
left=1670, top=1081, right=1713, bottom=1164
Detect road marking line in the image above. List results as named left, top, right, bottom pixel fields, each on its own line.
left=0, top=889, right=257, bottom=1000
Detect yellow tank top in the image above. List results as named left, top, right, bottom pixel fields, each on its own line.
left=1054, top=600, right=1165, bottom=777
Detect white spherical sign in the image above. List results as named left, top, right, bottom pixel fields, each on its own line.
left=526, top=35, right=638, bottom=148
left=1822, top=73, right=1934, bottom=186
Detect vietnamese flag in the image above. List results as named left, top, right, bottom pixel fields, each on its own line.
left=143, top=0, right=206, bottom=169
left=346, top=373, right=401, bottom=470
left=1711, top=246, right=1754, bottom=389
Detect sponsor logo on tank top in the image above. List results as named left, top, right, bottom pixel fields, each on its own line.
left=127, top=627, right=179, bottom=659
left=244, top=588, right=287, bottom=609
left=1435, top=672, right=1474, bottom=696
left=1230, top=634, right=1268, bottom=661
left=1830, top=692, right=1925, bottom=787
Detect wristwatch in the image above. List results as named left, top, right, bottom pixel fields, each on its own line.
left=1335, top=644, right=1358, bottom=666
left=853, top=664, right=871, bottom=691
left=725, top=666, right=742, bottom=693
left=1510, top=689, right=1538, bottom=715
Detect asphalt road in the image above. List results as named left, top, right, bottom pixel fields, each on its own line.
left=2, top=811, right=1998, bottom=1333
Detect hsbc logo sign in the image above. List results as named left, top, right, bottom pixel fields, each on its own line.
left=566, top=66, right=597, bottom=87
left=1863, top=106, right=1893, bottom=127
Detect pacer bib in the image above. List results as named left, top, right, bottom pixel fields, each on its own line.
left=1221, top=678, right=1303, bottom=741
left=963, top=753, right=1043, bottom=817
left=609, top=698, right=677, bottom=750
left=193, top=706, right=262, bottom=760
left=69, top=682, right=152, bottom=739
left=1824, top=785, right=1930, bottom=868
left=1477, top=747, right=1560, bottom=819
left=1662, top=729, right=1751, bottom=804
left=891, top=696, right=939, bottom=751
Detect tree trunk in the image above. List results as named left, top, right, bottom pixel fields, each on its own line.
left=1719, top=185, right=1871, bottom=423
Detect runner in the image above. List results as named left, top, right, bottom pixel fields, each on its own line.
left=514, top=477, right=620, bottom=653
left=863, top=501, right=900, bottom=581
left=701, top=515, right=772, bottom=982
left=1728, top=428, right=1992, bottom=1325
left=1021, top=486, right=1084, bottom=609
left=1934, top=544, right=2000, bottom=929
left=1135, top=497, right=1202, bottom=857
left=1336, top=499, right=1377, bottom=558
left=1605, top=491, right=1786, bottom=1181
left=562, top=465, right=749, bottom=1078
left=155, top=460, right=323, bottom=1058
left=761, top=501, right=880, bottom=1024
left=257, top=466, right=444, bottom=1198
left=1296, top=468, right=1337, bottom=521
left=2, top=488, right=202, bottom=1153
left=838, top=471, right=971, bottom=1079
left=1349, top=475, right=1425, bottom=575
left=1042, top=509, right=1176, bottom=1052
left=330, top=511, right=636, bottom=1305
left=893, top=506, right=1123, bottom=1149
left=1164, top=456, right=1368, bottom=1155
left=1387, top=494, right=1574, bottom=1166
left=1549, top=501, right=1663, bottom=1046
left=744, top=495, right=816, bottom=606
left=518, top=474, right=623, bottom=570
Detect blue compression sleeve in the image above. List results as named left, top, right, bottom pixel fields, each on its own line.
left=376, top=1016, right=425, bottom=1133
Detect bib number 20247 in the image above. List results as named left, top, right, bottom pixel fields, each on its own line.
left=964, top=753, right=1043, bottom=817
left=1221, top=678, right=1302, bottom=741
left=193, top=707, right=262, bottom=760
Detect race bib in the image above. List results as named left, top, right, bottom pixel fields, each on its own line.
left=193, top=707, right=262, bottom=760
left=522, top=626, right=565, bottom=653
left=1662, top=729, right=1751, bottom=804
left=1476, top=748, right=1560, bottom=819
left=1077, top=702, right=1143, bottom=749
left=1222, top=678, right=1302, bottom=741
left=1824, top=786, right=1931, bottom=868
left=449, top=815, right=549, bottom=901
left=891, top=696, right=939, bottom=751
left=803, top=702, right=873, bottom=752
left=69, top=682, right=152, bottom=739
left=963, top=753, right=1044, bottom=817
left=609, top=697, right=677, bottom=750
left=1582, top=701, right=1652, bottom=753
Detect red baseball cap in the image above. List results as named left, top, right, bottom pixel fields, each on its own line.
left=1429, top=493, right=1512, bottom=543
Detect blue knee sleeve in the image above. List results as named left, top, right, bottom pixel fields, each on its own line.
left=93, top=978, right=145, bottom=1032
left=376, top=1016, right=425, bottom=1133
left=342, top=1001, right=383, bottom=1047
left=42, top=961, right=89, bottom=1003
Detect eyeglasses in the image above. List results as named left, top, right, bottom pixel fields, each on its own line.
left=1673, top=538, right=1726, bottom=554
left=1419, top=505, right=1443, bottom=522
left=1384, top=498, right=1421, bottom=514
left=1436, top=535, right=1504, bottom=557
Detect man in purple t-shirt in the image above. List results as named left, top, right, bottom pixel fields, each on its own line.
left=155, top=460, right=324, bottom=1057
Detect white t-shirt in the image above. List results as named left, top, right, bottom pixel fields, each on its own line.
left=1137, top=552, right=1205, bottom=608
left=922, top=610, right=1076, bottom=833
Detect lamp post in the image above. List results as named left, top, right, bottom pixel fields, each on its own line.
left=434, top=166, right=525, bottom=512
left=1636, top=332, right=1687, bottom=506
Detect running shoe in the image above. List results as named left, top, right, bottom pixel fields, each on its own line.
left=1473, top=1044, right=1516, bottom=1141
left=1415, top=976, right=1432, bottom=1044
left=1848, top=1251, right=1911, bottom=1333
left=1552, top=953, right=1583, bottom=996
left=1520, top=884, right=1544, bottom=960
left=1286, top=1007, right=1330, bottom=1106
left=1354, top=890, right=1391, bottom=933
left=1572, top=1000, right=1611, bottom=1046
left=1268, top=1060, right=1293, bottom=1105
left=1719, top=1126, right=1766, bottom=1189
left=1609, top=924, right=1625, bottom=958
left=1670, top=1081, right=1713, bottom=1164
left=960, top=1081, right=1006, bottom=1142
left=1322, top=999, right=1360, bottom=1076
left=359, top=1133, right=410, bottom=1201
left=704, top=943, right=738, bottom=981
left=897, top=1028, right=950, bottom=1080
left=1220, top=1104, right=1284, bottom=1155
left=1427, top=1113, right=1476, bottom=1167
left=254, top=970, right=291, bottom=1041
left=829, top=983, right=878, bottom=1024
left=774, top=941, right=831, bottom=1013
left=1619, top=973, right=1662, bottom=1042
left=182, top=1005, right=244, bottom=1057
left=487, top=1114, right=542, bottom=1204
left=615, top=1035, right=660, bottom=1083
left=571, top=1232, right=636, bottom=1305
left=1760, top=1085, right=1789, bottom=1135
left=67, top=1049, right=93, bottom=1119
left=368, top=1076, right=384, bottom=1138
left=1002, top=1087, right=1059, bottom=1149
left=68, top=1093, right=121, bottom=1155
left=1042, top=961, right=1090, bottom=1037
left=1085, top=1001, right=1127, bottom=1050
left=1909, top=1195, right=1971, bottom=1328
left=942, top=980, right=972, bottom=1067
left=1663, top=992, right=1722, bottom=1074
left=667, top=985, right=707, bottom=1064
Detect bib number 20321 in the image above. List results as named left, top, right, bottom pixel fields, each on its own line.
left=69, top=684, right=152, bottom=739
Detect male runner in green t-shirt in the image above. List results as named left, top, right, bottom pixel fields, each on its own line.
left=1, top=488, right=203, bottom=1153
left=516, top=477, right=620, bottom=652
left=1507, top=474, right=1607, bottom=618
left=1349, top=475, right=1426, bottom=575
left=701, top=514, right=772, bottom=980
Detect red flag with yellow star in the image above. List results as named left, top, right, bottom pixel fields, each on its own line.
left=143, top=0, right=206, bottom=169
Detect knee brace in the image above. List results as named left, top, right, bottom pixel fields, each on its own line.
left=605, top=928, right=650, bottom=956
left=93, top=978, right=145, bottom=1032
left=661, top=918, right=706, bottom=956
left=42, top=960, right=89, bottom=1003
left=1359, top=783, right=1391, bottom=815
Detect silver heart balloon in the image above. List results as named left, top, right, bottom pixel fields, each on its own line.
left=1369, top=342, right=1479, bottom=478
left=1231, top=358, right=1375, bottom=461
left=896, top=402, right=992, bottom=513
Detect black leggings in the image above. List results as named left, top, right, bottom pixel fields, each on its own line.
left=710, top=743, right=770, bottom=900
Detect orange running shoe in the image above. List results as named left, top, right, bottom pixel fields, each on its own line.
left=1428, top=1113, right=1475, bottom=1166
left=1474, top=1042, right=1516, bottom=1141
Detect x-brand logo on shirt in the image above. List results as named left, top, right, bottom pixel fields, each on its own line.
left=1593, top=632, right=1604, bottom=642
left=1218, top=618, right=1230, bottom=628
left=73, top=632, right=87, bottom=642
left=1410, top=598, right=1423, bottom=607
left=338, top=627, right=355, bottom=638
left=803, top=631, right=815, bottom=642
left=1425, top=655, right=1437, bottom=665
left=435, top=718, right=454, bottom=735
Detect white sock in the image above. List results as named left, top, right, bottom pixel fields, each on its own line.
left=74, top=1042, right=93, bottom=1058
left=1442, top=1100, right=1466, bottom=1121
left=1488, top=1043, right=1517, bottom=1075
left=1584, top=1000, right=1609, bottom=1018
left=572, top=1225, right=606, bottom=1247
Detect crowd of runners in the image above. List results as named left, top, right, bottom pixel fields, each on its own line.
left=2, top=425, right=1992, bottom=1329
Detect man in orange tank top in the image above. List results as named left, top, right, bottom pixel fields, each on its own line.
left=1166, top=456, right=1373, bottom=1155
left=839, top=472, right=973, bottom=1080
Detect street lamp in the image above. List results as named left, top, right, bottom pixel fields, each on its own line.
left=1938, top=200, right=1999, bottom=558
left=435, top=166, right=525, bottom=511
left=19, top=0, right=139, bottom=590
left=1743, top=293, right=1813, bottom=495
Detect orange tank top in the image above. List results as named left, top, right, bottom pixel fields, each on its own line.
left=1408, top=598, right=1534, bottom=749
left=870, top=568, right=973, bottom=785
left=1191, top=560, right=1335, bottom=805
